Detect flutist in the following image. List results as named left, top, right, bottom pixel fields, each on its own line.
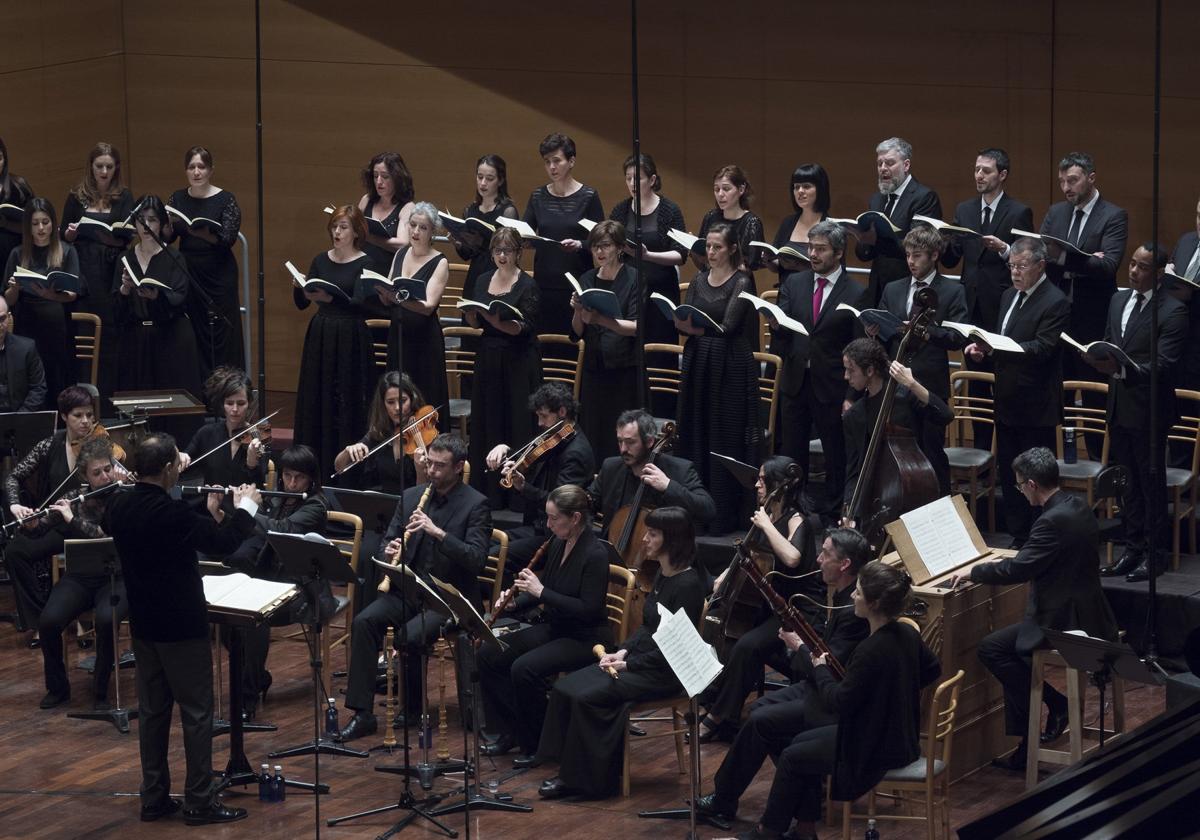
left=335, top=433, right=491, bottom=743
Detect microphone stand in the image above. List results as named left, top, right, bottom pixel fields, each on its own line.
left=630, top=0, right=649, bottom=409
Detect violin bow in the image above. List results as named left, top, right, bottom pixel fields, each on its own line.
left=329, top=404, right=445, bottom=480
left=187, top=410, right=280, bottom=470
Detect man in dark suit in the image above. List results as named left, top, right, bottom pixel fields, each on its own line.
left=1167, top=197, right=1200, bottom=391
left=337, top=433, right=492, bottom=741
left=965, top=238, right=1070, bottom=547
left=957, top=447, right=1119, bottom=771
left=874, top=224, right=968, bottom=493
left=1086, top=244, right=1188, bottom=582
left=854, top=137, right=942, bottom=306
left=0, top=297, right=47, bottom=411
left=769, top=220, right=866, bottom=514
left=587, top=408, right=715, bottom=532
left=104, top=433, right=256, bottom=825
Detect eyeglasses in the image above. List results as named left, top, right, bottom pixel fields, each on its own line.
left=491, top=247, right=516, bottom=256
left=1008, top=261, right=1038, bottom=272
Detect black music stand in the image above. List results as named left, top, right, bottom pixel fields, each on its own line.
left=62, top=538, right=135, bottom=734
left=0, top=410, right=57, bottom=461
left=709, top=452, right=759, bottom=491
left=325, top=487, right=400, bottom=601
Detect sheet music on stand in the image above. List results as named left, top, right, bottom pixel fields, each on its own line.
left=372, top=558, right=453, bottom=617
left=203, top=572, right=298, bottom=623
left=652, top=603, right=722, bottom=698
left=898, top=495, right=981, bottom=580
left=428, top=575, right=507, bottom=649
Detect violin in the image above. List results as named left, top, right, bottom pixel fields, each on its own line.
left=69, top=422, right=128, bottom=465
left=236, top=414, right=273, bottom=454
left=607, top=421, right=677, bottom=593
left=403, top=404, right=439, bottom=457
left=499, top=420, right=577, bottom=489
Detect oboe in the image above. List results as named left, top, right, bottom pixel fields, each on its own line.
left=486, top=537, right=551, bottom=628
left=379, top=483, right=433, bottom=594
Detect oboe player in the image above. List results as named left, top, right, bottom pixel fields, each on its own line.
left=335, top=433, right=491, bottom=743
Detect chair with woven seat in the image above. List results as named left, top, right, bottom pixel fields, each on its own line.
left=944, top=370, right=997, bottom=529
left=1056, top=380, right=1110, bottom=510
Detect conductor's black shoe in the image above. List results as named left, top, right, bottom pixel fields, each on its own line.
left=693, top=793, right=736, bottom=820
left=512, top=754, right=541, bottom=769
left=537, top=777, right=573, bottom=798
left=39, top=689, right=70, bottom=709
left=1040, top=704, right=1070, bottom=744
left=1102, top=550, right=1143, bottom=577
left=140, top=798, right=182, bottom=822
left=480, top=735, right=516, bottom=757
left=182, top=802, right=248, bottom=825
left=1126, top=559, right=1165, bottom=583
left=335, top=712, right=377, bottom=743
left=990, top=743, right=1027, bottom=773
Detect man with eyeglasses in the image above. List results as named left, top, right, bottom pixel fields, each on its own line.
left=965, top=238, right=1069, bottom=548
left=0, top=296, right=48, bottom=412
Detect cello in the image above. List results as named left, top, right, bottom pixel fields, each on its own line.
left=843, top=285, right=941, bottom=550
left=606, top=421, right=677, bottom=592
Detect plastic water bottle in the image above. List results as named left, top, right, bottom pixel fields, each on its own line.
left=865, top=817, right=880, bottom=839
left=324, top=698, right=339, bottom=736
left=273, top=765, right=286, bottom=802
left=258, top=764, right=271, bottom=801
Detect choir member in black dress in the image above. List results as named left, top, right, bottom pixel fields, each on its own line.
left=696, top=165, right=766, bottom=276
left=357, top=151, right=415, bottom=280
left=334, top=370, right=429, bottom=494
left=165, top=146, right=244, bottom=375
left=292, top=204, right=374, bottom=474
left=449, top=154, right=521, bottom=304
left=112, top=195, right=203, bottom=397
left=60, top=142, right=134, bottom=399
left=522, top=133, right=604, bottom=335
left=698, top=456, right=829, bottom=741
left=4, top=198, right=79, bottom=405
left=464, top=227, right=542, bottom=506
left=608, top=153, right=687, bottom=346
left=674, top=223, right=761, bottom=534
left=570, top=220, right=643, bottom=462
left=179, top=366, right=267, bottom=489
left=0, top=137, right=35, bottom=272
left=379, top=201, right=449, bottom=430
left=536, top=505, right=706, bottom=799
left=479, top=484, right=612, bottom=766
left=765, top=163, right=831, bottom=283
left=32, top=436, right=126, bottom=710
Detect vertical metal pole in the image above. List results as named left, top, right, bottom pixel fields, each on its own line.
left=254, top=0, right=268, bottom=411
left=631, top=0, right=648, bottom=405
left=1146, top=0, right=1163, bottom=661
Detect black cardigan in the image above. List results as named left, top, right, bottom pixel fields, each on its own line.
left=514, top=527, right=610, bottom=640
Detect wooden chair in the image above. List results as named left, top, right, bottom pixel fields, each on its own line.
left=438, top=261, right=470, bottom=322
left=757, top=288, right=778, bottom=353
left=70, top=312, right=102, bottom=387
left=944, top=370, right=998, bottom=529
left=645, top=342, right=684, bottom=425
left=1166, top=389, right=1200, bottom=569
left=478, top=529, right=508, bottom=613
left=537, top=333, right=585, bottom=398
left=1056, top=380, right=1110, bottom=509
left=607, top=565, right=637, bottom=645
left=319, top=511, right=364, bottom=699
left=841, top=669, right=966, bottom=840
left=443, top=326, right=481, bottom=438
left=365, top=318, right=389, bottom=372
left=753, top=351, right=783, bottom=452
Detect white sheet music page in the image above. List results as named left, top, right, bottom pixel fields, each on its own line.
left=652, top=603, right=723, bottom=698
left=899, top=496, right=981, bottom=579
left=203, top=573, right=297, bottom=614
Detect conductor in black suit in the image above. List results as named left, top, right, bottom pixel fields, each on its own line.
left=104, top=433, right=256, bottom=825
left=336, top=433, right=492, bottom=742
left=965, top=238, right=1070, bottom=547
left=769, top=220, right=866, bottom=513
left=1167, top=197, right=1200, bottom=391
left=1087, top=244, right=1188, bottom=582
left=873, top=224, right=968, bottom=493
left=955, top=447, right=1119, bottom=772
left=854, top=137, right=942, bottom=306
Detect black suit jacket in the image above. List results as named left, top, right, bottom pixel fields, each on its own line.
left=854, top=178, right=942, bottom=305
left=1, top=333, right=47, bottom=412
left=878, top=273, right=968, bottom=400
left=513, top=527, right=610, bottom=639
left=518, top=429, right=596, bottom=529
left=588, top=452, right=715, bottom=533
left=772, top=268, right=867, bottom=401
left=1102, top=288, right=1188, bottom=431
left=1040, top=197, right=1128, bottom=342
left=105, top=482, right=258, bottom=642
left=942, top=194, right=1034, bottom=329
left=970, top=490, right=1118, bottom=653
left=789, top=583, right=869, bottom=686
left=992, top=279, right=1070, bottom=428
left=1170, top=231, right=1200, bottom=388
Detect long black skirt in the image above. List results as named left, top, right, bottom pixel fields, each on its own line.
left=294, top=311, right=373, bottom=475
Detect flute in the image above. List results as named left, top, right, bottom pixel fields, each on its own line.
left=379, top=483, right=434, bottom=593
left=3, top=481, right=125, bottom=533
left=179, top=484, right=308, bottom=500
left=594, top=644, right=619, bottom=679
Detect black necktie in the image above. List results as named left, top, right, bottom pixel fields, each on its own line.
left=1003, top=293, right=1025, bottom=336
left=1067, top=208, right=1085, bottom=246
left=1125, top=293, right=1145, bottom=337
left=982, top=205, right=992, bottom=232
left=883, top=193, right=898, bottom=218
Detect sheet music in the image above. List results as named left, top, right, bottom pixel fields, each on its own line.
left=899, top=496, right=981, bottom=578
left=203, top=573, right=297, bottom=615
left=652, top=603, right=722, bottom=698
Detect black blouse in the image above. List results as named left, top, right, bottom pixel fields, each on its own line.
left=4, top=243, right=82, bottom=301
left=112, top=245, right=190, bottom=324
left=609, top=195, right=687, bottom=260
left=166, top=190, right=242, bottom=251
left=684, top=268, right=757, bottom=345
left=622, top=566, right=706, bottom=672
left=474, top=270, right=539, bottom=344
left=522, top=185, right=604, bottom=291
left=570, top=264, right=640, bottom=369
left=295, top=251, right=371, bottom=320
left=699, top=208, right=766, bottom=271
left=3, top=430, right=73, bottom=509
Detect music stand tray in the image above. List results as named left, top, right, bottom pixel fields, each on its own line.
left=110, top=389, right=205, bottom=417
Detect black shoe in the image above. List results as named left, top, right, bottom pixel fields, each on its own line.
left=480, top=735, right=516, bottom=757
left=39, top=690, right=70, bottom=709
left=260, top=670, right=273, bottom=702
left=512, top=754, right=541, bottom=769
left=140, top=798, right=182, bottom=822
left=335, top=712, right=377, bottom=743
left=27, top=635, right=41, bottom=650
left=1102, top=549, right=1143, bottom=577
left=1126, top=559, right=1165, bottom=583
left=694, top=793, right=736, bottom=820
left=991, top=743, right=1027, bottom=773
left=182, top=802, right=248, bottom=825
left=697, top=718, right=735, bottom=743
left=1040, top=704, right=1069, bottom=744
left=538, top=777, right=572, bottom=799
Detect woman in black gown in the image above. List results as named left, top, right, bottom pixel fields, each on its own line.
left=569, top=220, right=642, bottom=462
left=60, top=142, right=134, bottom=400
left=536, top=505, right=706, bottom=799
left=607, top=153, right=686, bottom=346
left=0, top=137, right=35, bottom=265
left=379, top=202, right=448, bottom=430
left=674, top=223, right=761, bottom=534
left=522, top=133, right=604, bottom=336
left=357, top=151, right=414, bottom=314
left=463, top=227, right=541, bottom=506
left=165, top=146, right=244, bottom=376
left=333, top=370, right=428, bottom=495
left=112, top=195, right=202, bottom=397
left=696, top=164, right=765, bottom=282
left=449, top=154, right=520, bottom=304
left=292, top=205, right=374, bottom=474
left=179, top=367, right=267, bottom=490
left=765, top=163, right=831, bottom=285
left=4, top=198, right=80, bottom=405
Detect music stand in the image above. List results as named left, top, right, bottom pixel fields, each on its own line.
left=325, top=487, right=400, bottom=600
left=709, top=452, right=759, bottom=491
left=62, top=538, right=136, bottom=734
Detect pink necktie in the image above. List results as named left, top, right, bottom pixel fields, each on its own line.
left=812, top=276, right=829, bottom=323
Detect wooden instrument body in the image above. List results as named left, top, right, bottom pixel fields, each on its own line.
left=701, top=546, right=773, bottom=663
left=609, top=421, right=677, bottom=592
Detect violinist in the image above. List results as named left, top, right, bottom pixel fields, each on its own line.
left=841, top=337, right=952, bottom=517
left=587, top=408, right=715, bottom=534
left=29, top=436, right=126, bottom=710
left=334, top=370, right=430, bottom=494
left=179, top=366, right=266, bottom=491
left=478, top=484, right=610, bottom=768
left=4, top=386, right=115, bottom=637
left=485, top=382, right=595, bottom=568
left=698, top=456, right=827, bottom=742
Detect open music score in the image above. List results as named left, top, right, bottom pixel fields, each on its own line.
left=652, top=603, right=722, bottom=698
left=203, top=572, right=298, bottom=622
left=886, top=494, right=1016, bottom=586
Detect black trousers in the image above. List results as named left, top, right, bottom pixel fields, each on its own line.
left=978, top=623, right=1065, bottom=737
left=705, top=614, right=790, bottom=723
left=345, top=590, right=441, bottom=713
left=132, top=635, right=216, bottom=810
left=1109, top=423, right=1165, bottom=549
left=478, top=623, right=605, bottom=755
left=996, top=421, right=1056, bottom=544
left=780, top=379, right=845, bottom=514
left=5, top=530, right=64, bottom=629
left=761, top=724, right=838, bottom=831
left=39, top=573, right=127, bottom=699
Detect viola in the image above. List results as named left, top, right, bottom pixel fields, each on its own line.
left=69, top=422, right=127, bottom=464
left=402, top=404, right=439, bottom=457
left=499, top=419, right=577, bottom=489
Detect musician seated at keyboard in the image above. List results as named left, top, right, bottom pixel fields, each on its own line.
left=695, top=527, right=870, bottom=821
left=335, top=433, right=491, bottom=743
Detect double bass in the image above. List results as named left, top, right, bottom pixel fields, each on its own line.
left=843, top=285, right=941, bottom=549
left=606, top=421, right=677, bottom=592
